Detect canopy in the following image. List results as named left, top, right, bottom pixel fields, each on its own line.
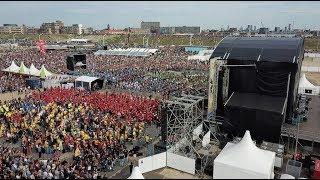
left=188, top=50, right=214, bottom=61
left=39, top=65, right=53, bottom=78
left=29, top=64, right=40, bottom=76
left=298, top=73, right=320, bottom=95
left=211, top=36, right=304, bottom=63
left=19, top=62, right=30, bottom=75
left=128, top=167, right=144, bottom=179
left=213, top=130, right=275, bottom=179
left=2, top=61, right=20, bottom=73
left=94, top=48, right=158, bottom=57
left=75, top=76, right=99, bottom=83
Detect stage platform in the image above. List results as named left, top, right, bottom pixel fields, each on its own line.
left=281, top=95, right=320, bottom=143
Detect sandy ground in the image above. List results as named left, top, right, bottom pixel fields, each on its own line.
left=305, top=73, right=320, bottom=86
left=303, top=57, right=320, bottom=67
left=301, top=57, right=320, bottom=86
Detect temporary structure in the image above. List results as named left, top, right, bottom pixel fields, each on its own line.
left=2, top=61, right=20, bottom=73
left=75, top=76, right=103, bottom=91
left=29, top=64, right=40, bottom=76
left=128, top=167, right=144, bottom=179
left=18, top=62, right=30, bottom=75
left=38, top=65, right=53, bottom=78
left=213, top=130, right=275, bottom=179
left=298, top=73, right=320, bottom=95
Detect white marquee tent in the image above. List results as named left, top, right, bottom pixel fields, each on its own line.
left=2, top=61, right=20, bottom=73
left=298, top=73, right=320, bottom=95
left=128, top=167, right=144, bottom=179
left=213, top=130, right=275, bottom=179
left=19, top=62, right=30, bottom=75
left=39, top=65, right=53, bottom=78
left=29, top=64, right=40, bottom=76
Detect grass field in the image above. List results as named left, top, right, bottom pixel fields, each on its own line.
left=0, top=34, right=319, bottom=50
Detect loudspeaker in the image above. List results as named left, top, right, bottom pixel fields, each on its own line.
left=66, top=56, right=75, bottom=71
left=74, top=54, right=86, bottom=69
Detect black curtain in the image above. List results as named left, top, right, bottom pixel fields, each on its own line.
left=227, top=60, right=257, bottom=95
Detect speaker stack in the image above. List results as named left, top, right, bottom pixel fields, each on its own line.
left=66, top=53, right=87, bottom=71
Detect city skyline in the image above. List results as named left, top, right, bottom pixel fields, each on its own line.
left=1, top=1, right=320, bottom=30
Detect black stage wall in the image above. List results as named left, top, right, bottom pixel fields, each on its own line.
left=224, top=92, right=286, bottom=143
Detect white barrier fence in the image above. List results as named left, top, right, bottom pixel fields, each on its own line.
left=138, top=151, right=196, bottom=175
left=138, top=152, right=167, bottom=174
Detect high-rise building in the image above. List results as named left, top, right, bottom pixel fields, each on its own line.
left=274, top=27, right=280, bottom=33
left=288, top=24, right=291, bottom=32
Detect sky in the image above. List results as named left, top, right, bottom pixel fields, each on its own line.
left=1, top=1, right=320, bottom=30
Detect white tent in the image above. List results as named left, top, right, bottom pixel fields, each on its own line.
left=128, top=167, right=144, bottom=179
left=280, top=174, right=295, bottom=179
left=19, top=62, right=30, bottom=75
left=2, top=61, right=20, bottom=73
left=213, top=130, right=275, bottom=179
left=75, top=75, right=101, bottom=91
left=298, top=73, right=320, bottom=95
left=29, top=64, right=40, bottom=76
left=38, top=65, right=53, bottom=78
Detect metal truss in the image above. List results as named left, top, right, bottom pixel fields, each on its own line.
left=164, top=94, right=217, bottom=177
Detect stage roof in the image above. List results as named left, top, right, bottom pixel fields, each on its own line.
left=210, top=36, right=304, bottom=63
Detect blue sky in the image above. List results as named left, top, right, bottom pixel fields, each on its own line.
left=1, top=1, right=320, bottom=30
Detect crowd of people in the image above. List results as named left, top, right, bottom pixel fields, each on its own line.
left=0, top=88, right=159, bottom=178
left=0, top=72, right=27, bottom=93
left=0, top=45, right=209, bottom=96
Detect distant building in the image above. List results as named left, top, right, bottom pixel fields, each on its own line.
left=160, top=26, right=200, bottom=35
left=130, top=28, right=150, bottom=35
left=82, top=27, right=94, bottom=35
left=288, top=24, right=291, bottom=32
left=0, top=24, right=25, bottom=34
left=160, top=27, right=175, bottom=35
left=174, top=26, right=201, bottom=35
left=229, top=28, right=238, bottom=32
left=61, top=24, right=83, bottom=35
left=141, top=21, right=160, bottom=33
left=26, top=27, right=39, bottom=34
left=258, top=28, right=269, bottom=34
left=141, top=21, right=160, bottom=29
left=274, top=27, right=280, bottom=33
left=40, top=20, right=64, bottom=34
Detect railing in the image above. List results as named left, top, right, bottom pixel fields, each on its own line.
left=281, top=123, right=320, bottom=142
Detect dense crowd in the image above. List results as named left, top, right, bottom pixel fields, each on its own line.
left=0, top=72, right=28, bottom=93
left=0, top=88, right=159, bottom=178
left=0, top=46, right=209, bottom=95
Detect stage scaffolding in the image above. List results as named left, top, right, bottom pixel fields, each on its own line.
left=164, top=94, right=218, bottom=177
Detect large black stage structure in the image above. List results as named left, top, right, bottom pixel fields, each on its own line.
left=210, top=36, right=304, bottom=143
